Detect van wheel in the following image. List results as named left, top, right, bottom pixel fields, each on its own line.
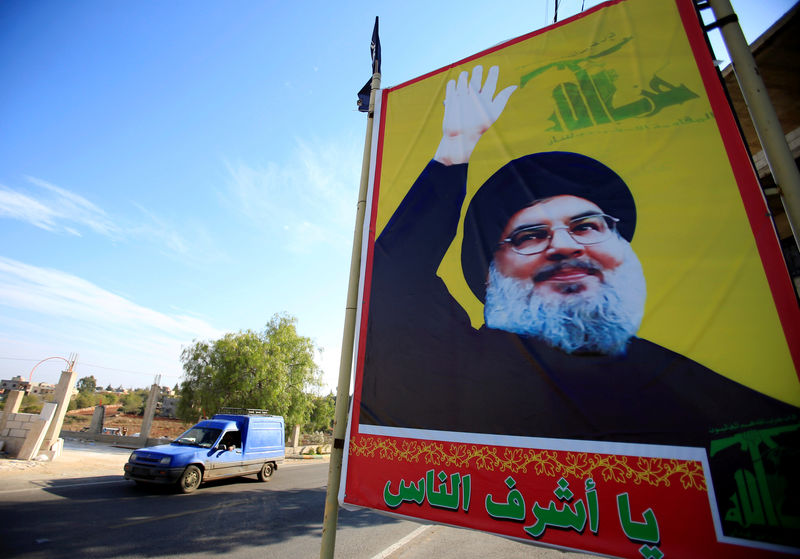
left=178, top=465, right=202, bottom=493
left=258, top=462, right=274, bottom=481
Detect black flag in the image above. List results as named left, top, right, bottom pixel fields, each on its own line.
left=357, top=17, right=380, bottom=112
left=370, top=16, right=381, bottom=74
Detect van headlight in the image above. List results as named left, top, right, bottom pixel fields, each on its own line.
left=129, top=452, right=139, bottom=462
left=159, top=456, right=171, bottom=465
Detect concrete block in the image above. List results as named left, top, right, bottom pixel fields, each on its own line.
left=42, top=368, right=77, bottom=451
left=39, top=436, right=64, bottom=460
left=6, top=420, right=22, bottom=430
left=17, top=404, right=55, bottom=460
left=9, top=429, right=27, bottom=438
left=51, top=437, right=63, bottom=458
left=40, top=403, right=57, bottom=422
left=3, top=390, right=24, bottom=414
left=89, top=405, right=105, bottom=434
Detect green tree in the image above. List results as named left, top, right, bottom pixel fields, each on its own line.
left=178, top=313, right=322, bottom=430
left=100, top=392, right=119, bottom=405
left=76, top=375, right=97, bottom=394
left=121, top=392, right=144, bottom=414
left=74, top=391, right=98, bottom=409
left=306, top=392, right=336, bottom=432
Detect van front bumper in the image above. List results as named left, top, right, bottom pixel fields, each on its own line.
left=124, top=462, right=185, bottom=484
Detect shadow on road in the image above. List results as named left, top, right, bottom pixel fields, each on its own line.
left=0, top=477, right=403, bottom=558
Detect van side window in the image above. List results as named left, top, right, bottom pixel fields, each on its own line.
left=219, top=431, right=241, bottom=450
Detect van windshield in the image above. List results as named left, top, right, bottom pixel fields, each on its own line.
left=174, top=427, right=221, bottom=448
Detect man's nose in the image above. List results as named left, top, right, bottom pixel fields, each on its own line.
left=546, top=227, right=584, bottom=258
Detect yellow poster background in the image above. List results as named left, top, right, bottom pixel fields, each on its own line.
left=371, top=0, right=798, bottom=405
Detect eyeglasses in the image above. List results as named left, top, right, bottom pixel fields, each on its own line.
left=497, top=213, right=620, bottom=255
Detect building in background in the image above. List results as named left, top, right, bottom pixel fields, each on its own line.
left=0, top=376, right=30, bottom=394
left=722, top=2, right=800, bottom=290
left=29, top=382, right=55, bottom=396
left=0, top=376, right=55, bottom=396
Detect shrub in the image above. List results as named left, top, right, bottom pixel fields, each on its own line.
left=20, top=394, right=43, bottom=414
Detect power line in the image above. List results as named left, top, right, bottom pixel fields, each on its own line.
left=0, top=355, right=180, bottom=379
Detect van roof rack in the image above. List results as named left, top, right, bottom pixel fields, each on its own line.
left=218, top=407, right=271, bottom=416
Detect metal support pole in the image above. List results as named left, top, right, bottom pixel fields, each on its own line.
left=320, top=70, right=381, bottom=559
left=707, top=0, right=800, bottom=249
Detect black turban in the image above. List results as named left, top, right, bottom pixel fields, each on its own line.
left=461, top=152, right=636, bottom=302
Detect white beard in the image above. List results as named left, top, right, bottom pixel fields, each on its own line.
left=484, top=241, right=646, bottom=356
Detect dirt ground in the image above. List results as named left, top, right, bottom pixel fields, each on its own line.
left=0, top=439, right=133, bottom=481
left=62, top=405, right=191, bottom=438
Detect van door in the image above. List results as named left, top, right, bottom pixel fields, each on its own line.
left=207, top=430, right=244, bottom=479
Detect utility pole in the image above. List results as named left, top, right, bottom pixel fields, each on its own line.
left=705, top=0, right=800, bottom=250
left=319, top=70, right=381, bottom=559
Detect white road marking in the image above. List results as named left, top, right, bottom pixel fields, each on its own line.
left=370, top=525, right=432, bottom=558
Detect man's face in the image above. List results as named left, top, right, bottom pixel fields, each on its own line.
left=492, top=195, right=626, bottom=298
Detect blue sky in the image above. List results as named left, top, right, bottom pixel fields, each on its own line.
left=0, top=0, right=795, bottom=390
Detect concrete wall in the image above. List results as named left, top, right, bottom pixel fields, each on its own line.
left=139, top=383, right=159, bottom=440
left=1, top=367, right=75, bottom=460
left=1, top=412, right=42, bottom=456
left=17, top=403, right=57, bottom=460
left=59, top=429, right=327, bottom=456
left=0, top=390, right=24, bottom=436
left=41, top=368, right=77, bottom=454
left=60, top=429, right=170, bottom=449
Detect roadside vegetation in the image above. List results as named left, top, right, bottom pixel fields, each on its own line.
left=178, top=313, right=332, bottom=437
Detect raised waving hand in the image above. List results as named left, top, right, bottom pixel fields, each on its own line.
left=434, top=65, right=516, bottom=166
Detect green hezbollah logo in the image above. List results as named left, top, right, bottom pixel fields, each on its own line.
left=710, top=419, right=800, bottom=546
left=519, top=36, right=699, bottom=132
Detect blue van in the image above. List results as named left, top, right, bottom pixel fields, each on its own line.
left=123, top=409, right=285, bottom=493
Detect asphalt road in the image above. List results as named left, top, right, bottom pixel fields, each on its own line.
left=0, top=456, right=600, bottom=559
left=0, top=461, right=406, bottom=558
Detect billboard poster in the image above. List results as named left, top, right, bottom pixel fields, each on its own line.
left=341, top=0, right=800, bottom=557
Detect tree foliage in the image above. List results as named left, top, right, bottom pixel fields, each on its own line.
left=306, top=392, right=336, bottom=432
left=21, top=393, right=43, bottom=414
left=73, top=391, right=98, bottom=409
left=100, top=392, right=119, bottom=405
left=120, top=389, right=147, bottom=415
left=177, top=313, right=323, bottom=429
left=76, top=375, right=97, bottom=394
